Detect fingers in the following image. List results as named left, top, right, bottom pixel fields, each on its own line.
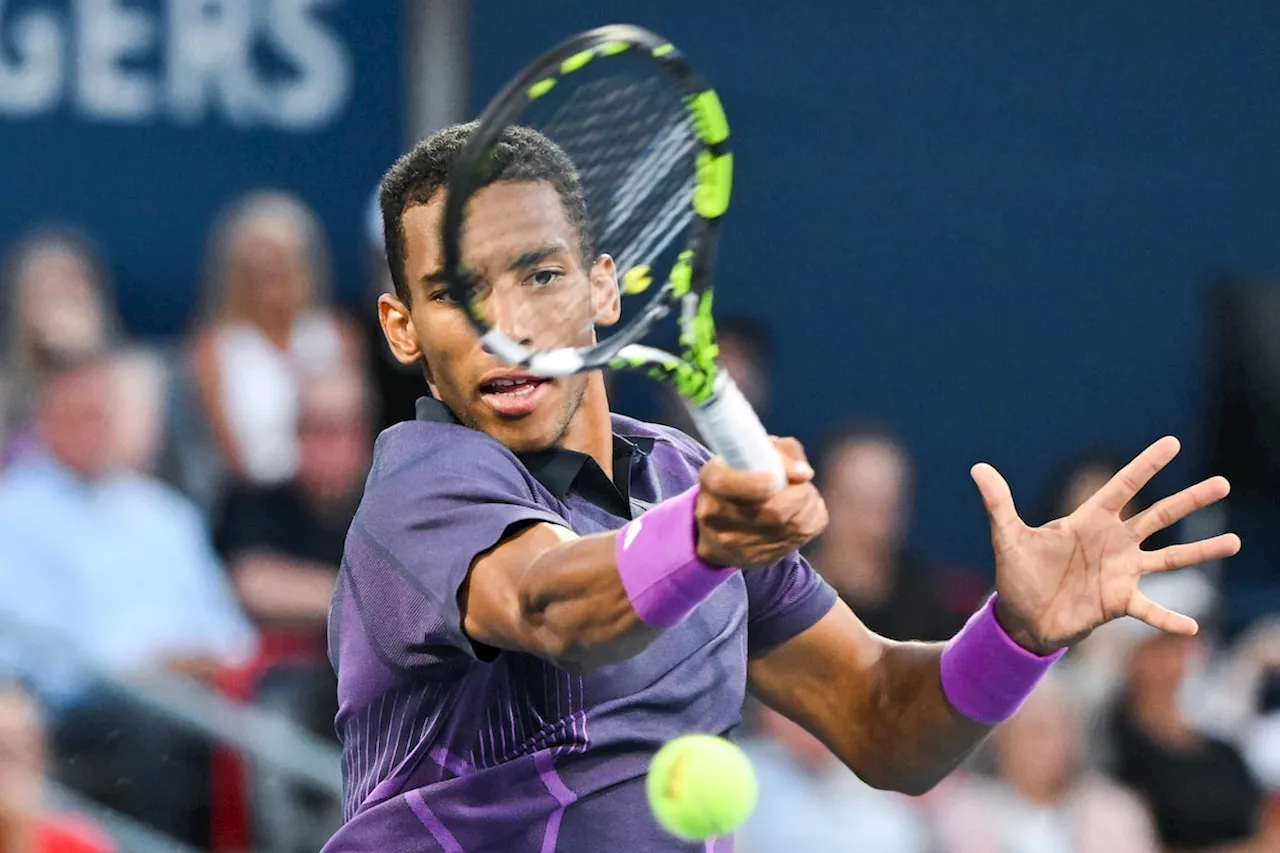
left=970, top=463, right=1022, bottom=534
left=1127, top=591, right=1199, bottom=636
left=771, top=436, right=815, bottom=484
left=700, top=438, right=814, bottom=501
left=1128, top=476, right=1231, bottom=541
left=1140, top=533, right=1241, bottom=575
left=700, top=456, right=779, bottom=502
left=1088, top=436, right=1181, bottom=515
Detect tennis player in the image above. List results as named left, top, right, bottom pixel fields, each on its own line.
left=321, top=124, right=1240, bottom=852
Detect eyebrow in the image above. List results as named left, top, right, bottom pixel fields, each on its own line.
left=420, top=242, right=570, bottom=287
left=509, top=243, right=569, bottom=272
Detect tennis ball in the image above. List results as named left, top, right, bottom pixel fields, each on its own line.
left=646, top=734, right=758, bottom=841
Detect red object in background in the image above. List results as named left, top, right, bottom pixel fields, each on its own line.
left=210, top=631, right=330, bottom=853
left=38, top=815, right=114, bottom=853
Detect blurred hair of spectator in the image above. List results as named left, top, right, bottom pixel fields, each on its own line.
left=356, top=187, right=425, bottom=430
left=807, top=424, right=980, bottom=642
left=0, top=230, right=119, bottom=467
left=190, top=190, right=365, bottom=489
left=212, top=366, right=371, bottom=853
left=738, top=705, right=930, bottom=853
left=0, top=352, right=256, bottom=844
left=0, top=683, right=114, bottom=853
left=1110, top=571, right=1268, bottom=852
left=656, top=317, right=773, bottom=441
left=933, top=675, right=1158, bottom=853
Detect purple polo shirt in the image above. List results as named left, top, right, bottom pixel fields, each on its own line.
left=322, top=397, right=837, bottom=852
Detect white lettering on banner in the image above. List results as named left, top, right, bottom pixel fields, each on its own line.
left=266, top=0, right=352, bottom=131
left=167, top=0, right=260, bottom=127
left=0, top=0, right=354, bottom=130
left=76, top=0, right=156, bottom=120
left=0, top=0, right=63, bottom=115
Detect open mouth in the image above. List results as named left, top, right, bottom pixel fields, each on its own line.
left=479, top=376, right=551, bottom=417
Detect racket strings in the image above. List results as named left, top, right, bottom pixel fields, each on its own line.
left=465, top=60, right=700, bottom=356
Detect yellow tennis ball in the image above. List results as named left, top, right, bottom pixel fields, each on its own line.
left=646, top=734, right=758, bottom=841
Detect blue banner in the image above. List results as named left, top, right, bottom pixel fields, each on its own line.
left=0, top=0, right=404, bottom=336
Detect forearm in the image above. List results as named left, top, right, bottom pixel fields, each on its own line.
left=516, top=531, right=662, bottom=671
left=233, top=554, right=337, bottom=624
left=750, top=598, right=1057, bottom=796
left=477, top=488, right=735, bottom=671
left=844, top=640, right=988, bottom=794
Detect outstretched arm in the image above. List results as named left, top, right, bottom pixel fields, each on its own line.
left=749, top=436, right=1240, bottom=795
left=749, top=601, right=984, bottom=794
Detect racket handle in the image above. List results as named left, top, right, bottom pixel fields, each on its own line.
left=685, top=372, right=788, bottom=493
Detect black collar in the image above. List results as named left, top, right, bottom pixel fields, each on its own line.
left=414, top=396, right=654, bottom=516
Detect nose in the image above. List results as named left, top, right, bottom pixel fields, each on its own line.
left=483, top=284, right=540, bottom=347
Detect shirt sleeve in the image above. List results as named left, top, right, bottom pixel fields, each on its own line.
left=744, top=553, right=838, bottom=658
left=644, top=422, right=839, bottom=657
left=343, top=424, right=568, bottom=671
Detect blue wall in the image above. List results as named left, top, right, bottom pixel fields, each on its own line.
left=0, top=0, right=404, bottom=338
left=471, top=1, right=1280, bottom=575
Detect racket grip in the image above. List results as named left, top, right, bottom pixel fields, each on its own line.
left=685, top=373, right=787, bottom=493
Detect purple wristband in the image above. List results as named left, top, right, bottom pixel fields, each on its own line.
left=940, top=595, right=1066, bottom=725
left=615, top=486, right=734, bottom=628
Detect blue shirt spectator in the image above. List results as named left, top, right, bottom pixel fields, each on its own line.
left=0, top=353, right=255, bottom=708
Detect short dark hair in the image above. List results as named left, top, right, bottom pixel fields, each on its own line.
left=379, top=122, right=595, bottom=304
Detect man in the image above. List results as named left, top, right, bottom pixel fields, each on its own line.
left=323, top=123, right=1239, bottom=852
left=215, top=367, right=372, bottom=853
left=0, top=352, right=255, bottom=843
left=808, top=424, right=977, bottom=642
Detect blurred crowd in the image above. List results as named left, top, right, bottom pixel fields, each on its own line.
left=0, top=189, right=1277, bottom=853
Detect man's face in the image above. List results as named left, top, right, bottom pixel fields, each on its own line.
left=823, top=439, right=910, bottom=553
left=38, top=363, right=114, bottom=479
left=296, top=373, right=372, bottom=506
left=384, top=180, right=618, bottom=452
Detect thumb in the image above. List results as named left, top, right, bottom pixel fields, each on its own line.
left=971, top=462, right=1023, bottom=537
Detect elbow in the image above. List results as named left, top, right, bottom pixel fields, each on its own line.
left=847, top=753, right=950, bottom=798
left=515, top=583, right=647, bottom=674
left=514, top=584, right=599, bottom=673
left=877, top=774, right=945, bottom=798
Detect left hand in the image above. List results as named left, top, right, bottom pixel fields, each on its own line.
left=971, top=436, right=1241, bottom=656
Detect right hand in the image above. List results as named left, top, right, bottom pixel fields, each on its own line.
left=695, top=437, right=828, bottom=569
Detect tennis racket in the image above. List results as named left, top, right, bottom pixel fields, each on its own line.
left=439, top=24, right=785, bottom=490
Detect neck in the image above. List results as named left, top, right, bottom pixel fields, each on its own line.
left=1011, top=772, right=1071, bottom=807
left=557, top=373, right=615, bottom=479
left=0, top=812, right=37, bottom=853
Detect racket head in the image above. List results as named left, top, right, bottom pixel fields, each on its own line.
left=438, top=25, right=732, bottom=400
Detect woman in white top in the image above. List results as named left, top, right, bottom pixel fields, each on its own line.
left=191, top=191, right=363, bottom=486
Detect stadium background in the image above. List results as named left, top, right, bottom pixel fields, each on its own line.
left=1, top=2, right=1278, bottom=852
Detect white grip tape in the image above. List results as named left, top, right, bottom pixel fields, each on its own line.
left=686, top=373, right=787, bottom=492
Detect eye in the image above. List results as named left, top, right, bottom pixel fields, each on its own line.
left=527, top=269, right=561, bottom=288
left=429, top=289, right=457, bottom=305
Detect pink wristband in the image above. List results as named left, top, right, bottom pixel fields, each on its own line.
left=615, top=486, right=735, bottom=628
left=940, top=595, right=1065, bottom=725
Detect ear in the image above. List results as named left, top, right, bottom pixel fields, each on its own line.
left=589, top=254, right=621, bottom=327
left=378, top=293, right=422, bottom=366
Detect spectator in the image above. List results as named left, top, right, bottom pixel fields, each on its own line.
left=739, top=705, right=930, bottom=853
left=356, top=187, right=424, bottom=430
left=0, top=231, right=118, bottom=466
left=0, top=682, right=114, bottom=853
left=807, top=424, right=978, bottom=642
left=933, top=675, right=1159, bottom=853
left=190, top=191, right=364, bottom=488
left=1111, top=572, right=1267, bottom=852
left=212, top=366, right=372, bottom=853
left=0, top=352, right=256, bottom=843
